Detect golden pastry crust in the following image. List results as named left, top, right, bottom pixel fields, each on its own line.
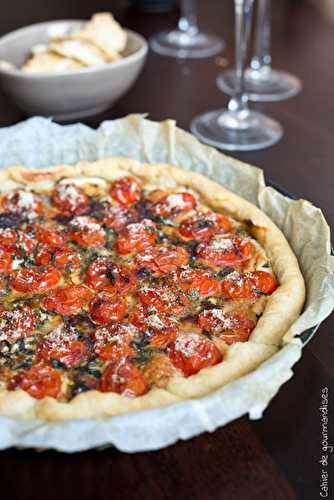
left=0, top=158, right=305, bottom=420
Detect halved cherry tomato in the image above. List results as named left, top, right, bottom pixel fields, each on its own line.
left=1, top=189, right=43, bottom=216
left=197, top=234, right=253, bottom=268
left=221, top=270, right=277, bottom=300
left=138, top=286, right=190, bottom=316
left=12, top=267, right=61, bottom=294
left=0, top=229, right=35, bottom=255
left=52, top=184, right=89, bottom=216
left=115, top=219, right=157, bottom=255
left=150, top=192, right=196, bottom=218
left=179, top=212, right=231, bottom=241
left=0, top=306, right=36, bottom=344
left=168, top=333, right=222, bottom=376
left=0, top=228, right=17, bottom=250
left=93, top=324, right=136, bottom=362
left=0, top=250, right=12, bottom=272
left=177, top=268, right=220, bottom=297
left=109, top=176, right=141, bottom=206
left=43, top=285, right=93, bottom=316
left=89, top=293, right=127, bottom=325
left=35, top=245, right=52, bottom=266
left=54, top=246, right=82, bottom=270
left=37, top=325, right=88, bottom=368
left=85, top=258, right=135, bottom=295
left=103, top=204, right=139, bottom=232
left=135, top=244, right=189, bottom=274
left=8, top=361, right=61, bottom=399
left=69, top=216, right=106, bottom=248
left=35, top=227, right=64, bottom=247
left=100, top=361, right=148, bottom=397
left=197, top=309, right=255, bottom=344
left=129, top=306, right=178, bottom=349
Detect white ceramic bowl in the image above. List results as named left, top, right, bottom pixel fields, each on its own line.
left=0, top=20, right=148, bottom=120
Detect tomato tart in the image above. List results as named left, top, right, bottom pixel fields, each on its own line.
left=0, top=158, right=305, bottom=420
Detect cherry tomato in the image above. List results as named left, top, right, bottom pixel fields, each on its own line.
left=103, top=204, right=139, bottom=232
left=0, top=306, right=36, bottom=344
left=197, top=234, right=253, bottom=268
left=0, top=228, right=17, bottom=250
left=150, top=192, right=196, bottom=218
left=0, top=250, right=12, bottom=273
left=8, top=361, right=61, bottom=399
left=221, top=270, right=277, bottom=300
left=197, top=309, right=255, bottom=344
left=129, top=306, right=178, bottom=349
left=100, top=361, right=148, bottom=397
left=54, top=246, right=82, bottom=270
left=109, top=176, right=141, bottom=206
left=35, top=227, right=64, bottom=247
left=1, top=189, right=43, bottom=216
left=52, top=184, right=89, bottom=216
left=12, top=267, right=61, bottom=293
left=168, top=333, right=222, bottom=376
left=115, top=219, right=158, bottom=255
left=85, top=258, right=135, bottom=295
left=69, top=216, right=106, bottom=248
left=138, top=286, right=190, bottom=316
left=0, top=229, right=35, bottom=255
left=136, top=244, right=189, bottom=274
left=179, top=212, right=231, bottom=240
left=177, top=268, right=220, bottom=297
left=252, top=271, right=277, bottom=295
left=43, top=285, right=93, bottom=316
left=37, top=324, right=88, bottom=368
left=93, top=324, right=136, bottom=362
left=89, top=293, right=127, bottom=325
left=35, top=245, right=52, bottom=266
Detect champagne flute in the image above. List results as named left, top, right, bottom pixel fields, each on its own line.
left=190, top=0, right=283, bottom=151
left=150, top=0, right=225, bottom=59
left=217, top=0, right=302, bottom=101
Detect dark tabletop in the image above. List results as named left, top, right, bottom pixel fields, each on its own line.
left=1, top=1, right=334, bottom=499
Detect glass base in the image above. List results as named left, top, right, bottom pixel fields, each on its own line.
left=150, top=30, right=225, bottom=59
left=190, top=108, right=283, bottom=151
left=217, top=68, right=302, bottom=102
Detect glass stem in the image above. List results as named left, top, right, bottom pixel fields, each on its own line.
left=228, top=0, right=255, bottom=114
left=250, top=0, right=272, bottom=72
left=178, top=0, right=199, bottom=37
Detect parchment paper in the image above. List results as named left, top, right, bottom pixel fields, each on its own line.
left=0, top=114, right=333, bottom=453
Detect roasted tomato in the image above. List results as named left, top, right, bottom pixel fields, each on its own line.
left=43, top=285, right=93, bottom=316
left=168, top=333, right=222, bottom=376
left=69, top=216, right=106, bottom=248
left=1, top=189, right=43, bottom=217
left=137, top=286, right=190, bottom=316
left=135, top=244, right=189, bottom=274
left=177, top=268, right=220, bottom=297
left=100, top=361, right=148, bottom=397
left=37, top=324, right=88, bottom=368
left=89, top=293, right=127, bottom=325
left=8, top=361, right=61, bottom=399
left=35, top=245, right=52, bottom=266
left=0, top=306, right=36, bottom=344
left=197, top=309, right=255, bottom=344
left=221, top=270, right=277, bottom=300
left=109, top=176, right=141, bottom=206
left=85, top=257, right=135, bottom=295
left=149, top=192, right=196, bottom=219
left=197, top=234, right=253, bottom=268
left=35, top=226, right=64, bottom=247
left=115, top=219, right=158, bottom=255
left=12, top=267, right=61, bottom=294
left=52, top=184, right=89, bottom=216
left=0, top=228, right=35, bottom=255
left=0, top=250, right=12, bottom=272
left=179, top=211, right=231, bottom=240
left=129, top=306, right=178, bottom=349
left=54, top=246, right=82, bottom=270
left=103, top=204, right=140, bottom=231
left=93, top=324, right=137, bottom=362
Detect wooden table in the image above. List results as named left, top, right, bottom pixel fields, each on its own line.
left=1, top=1, right=333, bottom=499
